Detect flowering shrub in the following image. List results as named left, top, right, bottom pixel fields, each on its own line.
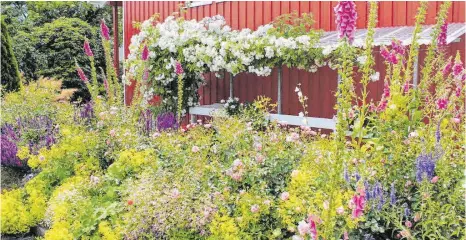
left=1, top=2, right=465, bottom=240
left=221, top=97, right=242, bottom=116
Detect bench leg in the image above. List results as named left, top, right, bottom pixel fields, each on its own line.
left=190, top=114, right=197, bottom=124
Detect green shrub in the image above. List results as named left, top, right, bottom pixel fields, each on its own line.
left=1, top=18, right=21, bottom=93
left=33, top=17, right=106, bottom=102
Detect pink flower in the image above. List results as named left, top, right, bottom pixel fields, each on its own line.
left=83, top=40, right=93, bottom=57
left=323, top=201, right=329, bottom=210
left=280, top=192, right=290, bottom=201
left=297, top=220, right=310, bottom=236
left=75, top=62, right=88, bottom=82
left=344, top=231, right=349, bottom=240
left=383, top=82, right=390, bottom=98
left=307, top=216, right=318, bottom=240
left=452, top=117, right=460, bottom=124
left=336, top=206, right=345, bottom=215
left=351, top=194, right=365, bottom=218
left=192, top=146, right=200, bottom=153
left=171, top=188, right=180, bottom=199
left=437, top=22, right=447, bottom=47
left=391, top=40, right=405, bottom=55
left=255, top=154, right=264, bottom=164
left=405, top=220, right=413, bottom=228
left=231, top=172, right=242, bottom=181
left=250, top=204, right=260, bottom=213
left=453, top=61, right=464, bottom=76
left=100, top=19, right=110, bottom=41
left=403, top=81, right=410, bottom=93
left=436, top=98, right=448, bottom=110
left=430, top=176, right=439, bottom=183
left=142, top=45, right=149, bottom=61
left=455, top=86, right=461, bottom=97
left=442, top=61, right=452, bottom=75
left=109, top=129, right=116, bottom=137
left=175, top=61, right=184, bottom=75
left=380, top=47, right=390, bottom=60
left=414, top=213, right=421, bottom=222
left=334, top=1, right=358, bottom=43
left=232, top=159, right=243, bottom=169
left=142, top=68, right=149, bottom=81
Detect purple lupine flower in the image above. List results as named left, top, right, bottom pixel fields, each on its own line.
left=404, top=207, right=411, bottom=217
left=139, top=109, right=156, bottom=135
left=435, top=120, right=441, bottom=143
left=100, top=19, right=110, bottom=41
left=354, top=171, right=361, bottom=182
left=364, top=180, right=372, bottom=201
left=84, top=39, right=94, bottom=57
left=344, top=165, right=350, bottom=183
left=436, top=98, right=448, bottom=110
left=156, top=112, right=178, bottom=131
left=175, top=61, right=184, bottom=75
left=437, top=22, right=448, bottom=47
left=390, top=182, right=396, bottom=205
left=75, top=102, right=95, bottom=124
left=142, top=45, right=149, bottom=61
left=334, top=1, right=358, bottom=43
left=415, top=152, right=437, bottom=182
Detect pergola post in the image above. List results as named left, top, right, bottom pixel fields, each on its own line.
left=277, top=66, right=283, bottom=114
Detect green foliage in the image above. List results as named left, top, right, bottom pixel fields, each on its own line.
left=33, top=17, right=105, bottom=102
left=1, top=18, right=21, bottom=93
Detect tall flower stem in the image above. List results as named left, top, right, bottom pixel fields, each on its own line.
left=356, top=1, right=378, bottom=146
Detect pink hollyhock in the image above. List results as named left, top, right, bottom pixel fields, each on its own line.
left=391, top=40, right=405, bottom=55
left=334, top=1, right=357, bottom=43
left=142, top=45, right=149, bottom=61
left=175, top=61, right=184, bottom=75
left=351, top=194, right=365, bottom=218
left=76, top=62, right=88, bottom=82
left=307, top=216, right=318, bottom=240
left=442, top=61, right=452, bottom=75
left=437, top=22, right=447, bottom=47
left=100, top=19, right=110, bottom=41
left=436, top=98, right=448, bottom=110
left=83, top=40, right=94, bottom=57
left=453, top=60, right=464, bottom=76
left=383, top=81, right=390, bottom=98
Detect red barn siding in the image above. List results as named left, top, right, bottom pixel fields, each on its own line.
left=124, top=1, right=465, bottom=119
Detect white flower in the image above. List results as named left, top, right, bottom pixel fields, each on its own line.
left=357, top=55, right=367, bottom=65
left=370, top=72, right=380, bottom=82
left=322, top=45, right=333, bottom=56
left=299, top=112, right=304, bottom=117
left=295, top=87, right=299, bottom=92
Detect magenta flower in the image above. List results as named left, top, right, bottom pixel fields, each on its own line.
left=442, top=61, right=452, bottom=76
left=83, top=40, right=94, bottom=57
left=437, top=22, right=448, bottom=47
left=143, top=68, right=149, bottom=81
left=142, top=45, right=149, bottom=61
left=100, top=19, right=110, bottom=41
left=334, top=1, right=357, bottom=43
left=175, top=61, right=184, bottom=75
left=436, top=98, right=448, bottom=110
left=403, top=81, right=410, bottom=93
left=452, top=60, right=464, bottom=77
left=391, top=40, right=405, bottom=55
left=75, top=62, right=88, bottom=82
left=383, top=82, right=390, bottom=98
left=307, top=216, right=318, bottom=240
left=351, top=194, right=365, bottom=218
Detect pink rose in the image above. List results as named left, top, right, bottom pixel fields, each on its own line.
left=280, top=192, right=290, bottom=201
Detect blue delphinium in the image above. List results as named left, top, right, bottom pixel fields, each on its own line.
left=390, top=182, right=396, bottom=205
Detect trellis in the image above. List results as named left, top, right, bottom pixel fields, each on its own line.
left=189, top=23, right=465, bottom=128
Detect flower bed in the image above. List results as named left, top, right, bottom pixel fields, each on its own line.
left=1, top=2, right=465, bottom=240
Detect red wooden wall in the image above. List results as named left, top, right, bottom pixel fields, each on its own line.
left=124, top=1, right=465, bottom=119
